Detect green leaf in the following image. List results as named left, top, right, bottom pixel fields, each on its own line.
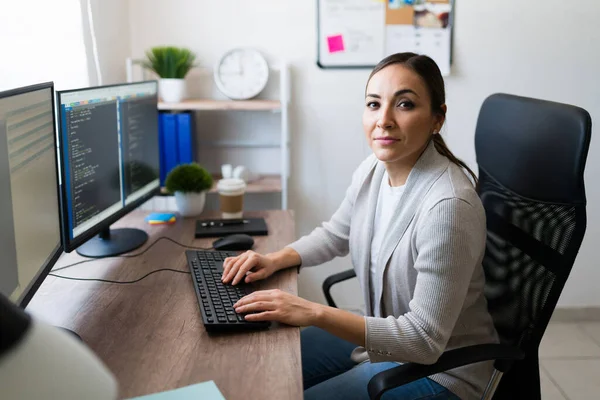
left=142, top=46, right=197, bottom=79
left=165, top=163, right=213, bottom=194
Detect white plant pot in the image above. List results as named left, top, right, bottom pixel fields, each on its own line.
left=159, top=78, right=186, bottom=103
left=174, top=191, right=206, bottom=217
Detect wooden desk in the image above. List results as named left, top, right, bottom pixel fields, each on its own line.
left=26, top=209, right=301, bottom=400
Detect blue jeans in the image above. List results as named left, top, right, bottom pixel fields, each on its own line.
left=302, top=327, right=460, bottom=400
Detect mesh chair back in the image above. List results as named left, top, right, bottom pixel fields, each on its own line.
left=475, top=93, right=591, bottom=352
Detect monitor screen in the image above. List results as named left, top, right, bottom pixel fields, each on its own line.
left=57, top=81, right=159, bottom=255
left=0, top=82, right=62, bottom=307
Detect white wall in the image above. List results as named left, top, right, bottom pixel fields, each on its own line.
left=81, top=0, right=131, bottom=86
left=127, top=0, right=600, bottom=309
left=445, top=1, right=600, bottom=308
left=0, top=0, right=89, bottom=91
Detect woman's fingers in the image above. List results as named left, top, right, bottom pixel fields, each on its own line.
left=222, top=254, right=249, bottom=282
left=222, top=256, right=236, bottom=278
left=234, top=300, right=276, bottom=314
left=222, top=255, right=242, bottom=277
left=222, top=251, right=272, bottom=285
left=244, top=269, right=267, bottom=283
left=243, top=311, right=277, bottom=321
left=231, top=254, right=260, bottom=285
left=234, top=291, right=276, bottom=307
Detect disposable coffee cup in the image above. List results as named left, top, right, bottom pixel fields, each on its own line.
left=217, top=178, right=246, bottom=219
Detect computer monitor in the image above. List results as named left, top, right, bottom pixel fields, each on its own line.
left=56, top=81, right=160, bottom=258
left=0, top=82, right=63, bottom=308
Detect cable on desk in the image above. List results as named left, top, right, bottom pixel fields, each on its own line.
left=49, top=268, right=191, bottom=285
left=52, top=236, right=214, bottom=273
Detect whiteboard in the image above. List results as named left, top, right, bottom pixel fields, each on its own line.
left=317, top=0, right=454, bottom=75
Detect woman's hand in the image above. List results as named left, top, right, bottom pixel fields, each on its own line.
left=221, top=251, right=280, bottom=285
left=234, top=289, right=322, bottom=327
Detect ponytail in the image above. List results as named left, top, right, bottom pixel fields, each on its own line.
left=432, top=134, right=479, bottom=187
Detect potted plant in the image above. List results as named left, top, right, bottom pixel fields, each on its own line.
left=165, top=163, right=213, bottom=217
left=142, top=46, right=196, bottom=103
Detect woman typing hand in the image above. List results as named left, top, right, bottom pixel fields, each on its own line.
left=233, top=289, right=319, bottom=327
left=222, top=247, right=367, bottom=346
left=221, top=247, right=300, bottom=285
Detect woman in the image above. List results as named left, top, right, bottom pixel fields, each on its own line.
left=221, top=53, right=498, bottom=400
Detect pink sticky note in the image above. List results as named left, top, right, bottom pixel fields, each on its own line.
left=327, top=35, right=345, bottom=53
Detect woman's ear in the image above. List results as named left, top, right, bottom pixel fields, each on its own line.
left=435, top=104, right=447, bottom=132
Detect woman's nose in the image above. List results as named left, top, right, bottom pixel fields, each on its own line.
left=376, top=107, right=396, bottom=130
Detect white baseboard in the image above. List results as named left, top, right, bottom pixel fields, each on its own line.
left=550, top=307, right=600, bottom=323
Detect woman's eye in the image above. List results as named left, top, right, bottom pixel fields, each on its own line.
left=367, top=101, right=379, bottom=109
left=398, top=101, right=414, bottom=109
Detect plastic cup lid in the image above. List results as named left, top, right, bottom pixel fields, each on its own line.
left=217, top=178, right=246, bottom=193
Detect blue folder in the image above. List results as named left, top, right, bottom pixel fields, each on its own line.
left=160, top=112, right=179, bottom=184
left=158, top=113, right=166, bottom=185
left=176, top=112, right=193, bottom=164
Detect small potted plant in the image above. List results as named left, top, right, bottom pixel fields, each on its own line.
left=142, top=46, right=196, bottom=103
left=165, top=163, right=213, bottom=217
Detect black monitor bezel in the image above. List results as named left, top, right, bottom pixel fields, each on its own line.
left=0, top=81, right=64, bottom=308
left=55, top=80, right=160, bottom=253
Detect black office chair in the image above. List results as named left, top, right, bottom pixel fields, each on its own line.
left=322, top=93, right=592, bottom=400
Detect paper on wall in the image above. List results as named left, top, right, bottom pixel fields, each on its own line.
left=318, top=0, right=453, bottom=74
left=319, top=0, right=386, bottom=66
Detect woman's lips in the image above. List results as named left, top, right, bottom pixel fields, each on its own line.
left=374, top=138, right=399, bottom=145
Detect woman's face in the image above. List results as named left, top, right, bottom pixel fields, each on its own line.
left=362, top=64, right=445, bottom=166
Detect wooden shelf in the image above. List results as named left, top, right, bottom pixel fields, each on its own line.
left=197, top=140, right=280, bottom=148
left=159, top=174, right=282, bottom=196
left=158, top=99, right=281, bottom=111
left=209, top=174, right=282, bottom=194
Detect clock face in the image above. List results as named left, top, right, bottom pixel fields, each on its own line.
left=214, top=48, right=270, bottom=100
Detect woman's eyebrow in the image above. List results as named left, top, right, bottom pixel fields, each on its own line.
left=365, top=89, right=419, bottom=99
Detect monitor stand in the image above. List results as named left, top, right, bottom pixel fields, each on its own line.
left=76, top=227, right=148, bottom=258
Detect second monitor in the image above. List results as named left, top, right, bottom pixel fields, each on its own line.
left=57, top=81, right=160, bottom=258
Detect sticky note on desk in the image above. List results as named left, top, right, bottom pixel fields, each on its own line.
left=327, top=34, right=345, bottom=53
left=127, top=381, right=225, bottom=400
left=145, top=213, right=176, bottom=225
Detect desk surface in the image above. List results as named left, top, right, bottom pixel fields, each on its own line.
left=26, top=209, right=301, bottom=400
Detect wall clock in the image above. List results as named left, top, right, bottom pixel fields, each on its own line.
left=214, top=48, right=270, bottom=100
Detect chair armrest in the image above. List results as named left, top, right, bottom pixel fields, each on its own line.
left=368, top=343, right=525, bottom=400
left=322, top=269, right=356, bottom=308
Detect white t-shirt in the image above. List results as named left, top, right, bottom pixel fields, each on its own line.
left=370, top=171, right=405, bottom=296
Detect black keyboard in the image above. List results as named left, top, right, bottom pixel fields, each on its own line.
left=186, top=250, right=271, bottom=332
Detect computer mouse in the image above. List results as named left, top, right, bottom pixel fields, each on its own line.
left=212, top=234, right=254, bottom=251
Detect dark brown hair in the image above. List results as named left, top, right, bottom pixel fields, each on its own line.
left=367, top=52, right=478, bottom=186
